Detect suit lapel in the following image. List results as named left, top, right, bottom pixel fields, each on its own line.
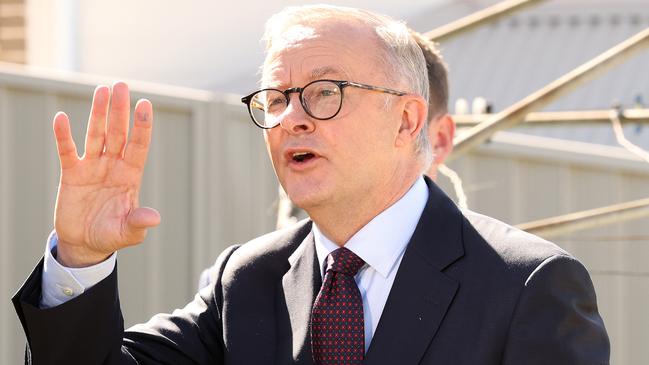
left=276, top=231, right=321, bottom=365
left=365, top=179, right=464, bottom=365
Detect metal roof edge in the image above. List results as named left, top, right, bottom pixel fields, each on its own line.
left=0, top=62, right=243, bottom=107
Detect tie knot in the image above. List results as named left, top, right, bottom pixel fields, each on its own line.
left=325, top=248, right=365, bottom=277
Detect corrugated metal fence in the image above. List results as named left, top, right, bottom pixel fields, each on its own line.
left=0, top=65, right=280, bottom=365
left=1, top=65, right=648, bottom=364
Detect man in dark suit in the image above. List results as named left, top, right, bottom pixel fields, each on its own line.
left=13, top=4, right=609, bottom=365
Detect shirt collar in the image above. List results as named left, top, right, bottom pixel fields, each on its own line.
left=313, top=176, right=429, bottom=278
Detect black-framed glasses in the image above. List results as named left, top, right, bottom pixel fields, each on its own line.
left=240, top=79, right=407, bottom=129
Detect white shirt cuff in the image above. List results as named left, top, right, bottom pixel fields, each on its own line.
left=40, top=231, right=116, bottom=308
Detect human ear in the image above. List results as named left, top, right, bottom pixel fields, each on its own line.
left=395, top=95, right=428, bottom=148
left=426, top=113, right=456, bottom=179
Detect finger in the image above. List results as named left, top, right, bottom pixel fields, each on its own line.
left=52, top=112, right=80, bottom=169
left=104, top=82, right=130, bottom=158
left=127, top=207, right=161, bottom=228
left=84, top=85, right=110, bottom=158
left=124, top=99, right=153, bottom=169
left=124, top=207, right=161, bottom=245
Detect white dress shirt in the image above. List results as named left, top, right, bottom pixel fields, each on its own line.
left=40, top=177, right=429, bottom=347
left=41, top=231, right=116, bottom=308
left=312, top=176, right=428, bottom=352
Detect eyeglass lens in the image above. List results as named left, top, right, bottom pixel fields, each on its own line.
left=249, top=80, right=343, bottom=127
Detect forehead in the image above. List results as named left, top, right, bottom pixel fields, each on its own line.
left=261, top=21, right=383, bottom=87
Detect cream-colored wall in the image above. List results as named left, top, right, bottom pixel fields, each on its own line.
left=1, top=66, right=648, bottom=364
left=0, top=65, right=279, bottom=364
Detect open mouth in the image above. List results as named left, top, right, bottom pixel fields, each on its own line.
left=292, top=152, right=316, bottom=163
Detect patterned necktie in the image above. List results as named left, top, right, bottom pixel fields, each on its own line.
left=311, top=247, right=366, bottom=365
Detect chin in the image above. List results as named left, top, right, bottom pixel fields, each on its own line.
left=282, top=180, right=328, bottom=212
left=285, top=188, right=320, bottom=211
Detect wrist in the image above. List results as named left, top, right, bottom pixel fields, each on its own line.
left=55, top=241, right=112, bottom=268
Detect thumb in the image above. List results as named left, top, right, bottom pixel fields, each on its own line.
left=123, top=207, right=161, bottom=245
left=127, top=207, right=161, bottom=229
left=124, top=208, right=160, bottom=246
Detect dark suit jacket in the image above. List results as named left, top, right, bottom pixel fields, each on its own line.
left=13, top=179, right=610, bottom=364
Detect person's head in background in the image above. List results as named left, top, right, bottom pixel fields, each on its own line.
left=409, top=30, right=455, bottom=180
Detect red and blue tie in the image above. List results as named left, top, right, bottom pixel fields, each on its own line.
left=310, top=247, right=366, bottom=365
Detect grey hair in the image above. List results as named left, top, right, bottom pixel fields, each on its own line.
left=262, top=5, right=432, bottom=169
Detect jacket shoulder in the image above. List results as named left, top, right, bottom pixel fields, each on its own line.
left=460, top=209, right=573, bottom=275
left=220, top=219, right=312, bottom=283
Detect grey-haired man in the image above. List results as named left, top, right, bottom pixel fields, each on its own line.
left=14, top=5, right=608, bottom=365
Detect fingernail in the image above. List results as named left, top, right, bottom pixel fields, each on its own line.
left=136, top=111, right=151, bottom=122
left=112, top=81, right=128, bottom=91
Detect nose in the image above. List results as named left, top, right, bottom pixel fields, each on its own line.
left=278, top=94, right=315, bottom=134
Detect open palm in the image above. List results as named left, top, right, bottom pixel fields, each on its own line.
left=53, top=82, right=160, bottom=267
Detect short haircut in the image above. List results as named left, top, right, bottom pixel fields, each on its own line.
left=409, top=30, right=450, bottom=121
left=262, top=5, right=433, bottom=166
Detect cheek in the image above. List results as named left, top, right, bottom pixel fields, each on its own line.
left=340, top=124, right=386, bottom=163
left=336, top=110, right=397, bottom=158
left=365, top=114, right=399, bottom=150
left=264, top=131, right=281, bottom=163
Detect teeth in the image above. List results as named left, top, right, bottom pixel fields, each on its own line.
left=291, top=151, right=313, bottom=162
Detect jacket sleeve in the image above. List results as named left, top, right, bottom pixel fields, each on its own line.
left=12, top=245, right=240, bottom=365
left=502, top=254, right=610, bottom=365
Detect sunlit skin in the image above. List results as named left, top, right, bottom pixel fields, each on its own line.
left=52, top=82, right=160, bottom=267
left=262, top=20, right=428, bottom=245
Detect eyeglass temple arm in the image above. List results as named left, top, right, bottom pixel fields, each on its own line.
left=345, top=81, right=407, bottom=96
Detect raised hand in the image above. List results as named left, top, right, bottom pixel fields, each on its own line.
left=52, top=82, right=160, bottom=268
